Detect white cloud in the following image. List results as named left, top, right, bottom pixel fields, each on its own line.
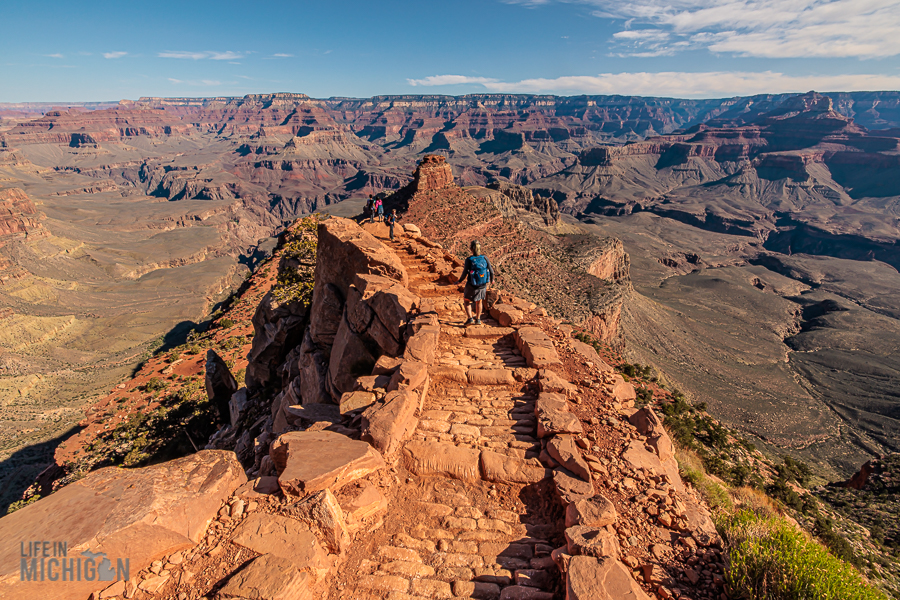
left=45, top=53, right=64, bottom=59
left=408, top=75, right=500, bottom=86
left=103, top=51, right=127, bottom=59
left=158, top=51, right=243, bottom=60
left=409, top=71, right=900, bottom=97
left=273, top=53, right=293, bottom=58
left=511, top=0, right=900, bottom=58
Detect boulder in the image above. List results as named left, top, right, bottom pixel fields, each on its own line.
left=342, top=483, right=388, bottom=524
left=621, top=440, right=683, bottom=494
left=403, top=441, right=481, bottom=482
left=535, top=393, right=583, bottom=438
left=218, top=554, right=312, bottom=600
left=553, top=468, right=594, bottom=503
left=246, top=291, right=310, bottom=392
left=328, top=313, right=376, bottom=399
left=490, top=304, right=524, bottom=327
left=205, top=349, right=238, bottom=423
left=565, top=556, right=651, bottom=600
left=309, top=282, right=345, bottom=351
left=387, top=360, right=429, bottom=393
left=611, top=375, right=636, bottom=403
left=628, top=407, right=663, bottom=437
left=0, top=451, right=245, bottom=600
left=229, top=387, right=250, bottom=429
left=361, top=389, right=420, bottom=457
left=403, top=223, right=421, bottom=236
left=313, top=217, right=407, bottom=296
left=548, top=436, right=591, bottom=481
left=538, top=369, right=576, bottom=395
left=571, top=341, right=613, bottom=371
left=340, top=391, right=377, bottom=414
left=404, top=325, right=441, bottom=365
left=297, top=329, right=331, bottom=405
left=481, top=450, right=550, bottom=484
left=648, top=432, right=675, bottom=463
left=231, top=513, right=330, bottom=579
left=372, top=354, right=403, bottom=376
left=565, top=495, right=617, bottom=528
left=515, top=327, right=562, bottom=369
left=368, top=285, right=418, bottom=341
left=270, top=431, right=385, bottom=496
left=290, top=489, right=349, bottom=553
left=565, top=526, right=620, bottom=558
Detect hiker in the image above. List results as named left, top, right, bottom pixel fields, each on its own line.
left=375, top=196, right=384, bottom=222
left=365, top=195, right=374, bottom=222
left=389, top=209, right=398, bottom=241
left=457, top=240, right=494, bottom=325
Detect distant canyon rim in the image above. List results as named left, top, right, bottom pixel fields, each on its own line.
left=0, top=90, right=898, bottom=498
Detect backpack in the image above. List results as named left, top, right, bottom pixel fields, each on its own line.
left=468, top=255, right=490, bottom=287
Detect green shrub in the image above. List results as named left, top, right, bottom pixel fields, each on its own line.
left=718, top=510, right=886, bottom=600
left=218, top=318, right=235, bottom=329
left=144, top=377, right=167, bottom=392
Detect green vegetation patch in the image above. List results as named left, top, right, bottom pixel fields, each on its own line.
left=719, top=510, right=888, bottom=600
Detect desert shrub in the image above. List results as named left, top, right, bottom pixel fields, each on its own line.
left=144, top=377, right=167, bottom=392
left=6, top=494, right=40, bottom=515
left=718, top=510, right=886, bottom=600
left=218, top=318, right=235, bottom=329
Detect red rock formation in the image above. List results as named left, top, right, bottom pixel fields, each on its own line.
left=411, top=155, right=453, bottom=192
left=0, top=188, right=44, bottom=237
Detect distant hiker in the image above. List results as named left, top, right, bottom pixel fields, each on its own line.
left=457, top=240, right=494, bottom=326
left=375, top=197, right=384, bottom=222
left=366, top=195, right=374, bottom=223
left=389, top=209, right=398, bottom=241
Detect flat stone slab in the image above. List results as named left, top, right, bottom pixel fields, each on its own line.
left=565, top=525, right=621, bottom=558
left=468, top=368, right=516, bottom=386
left=219, top=554, right=313, bottom=600
left=480, top=450, right=550, bottom=484
left=232, top=513, right=330, bottom=579
left=271, top=430, right=385, bottom=496
left=566, top=556, right=652, bottom=600
left=403, top=440, right=481, bottom=482
left=515, top=327, right=562, bottom=369
left=565, top=495, right=618, bottom=528
left=0, top=450, right=245, bottom=600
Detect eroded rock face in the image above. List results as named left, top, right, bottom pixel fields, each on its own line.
left=412, top=154, right=453, bottom=192
left=0, top=451, right=246, bottom=600
left=206, top=349, right=238, bottom=423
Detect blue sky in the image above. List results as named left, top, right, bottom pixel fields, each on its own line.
left=1, top=0, right=899, bottom=101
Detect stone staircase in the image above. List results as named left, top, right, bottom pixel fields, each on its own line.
left=336, top=237, right=561, bottom=599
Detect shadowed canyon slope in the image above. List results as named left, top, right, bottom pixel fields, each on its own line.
left=0, top=89, right=898, bottom=492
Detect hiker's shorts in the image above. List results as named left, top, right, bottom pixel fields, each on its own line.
left=463, top=283, right=487, bottom=302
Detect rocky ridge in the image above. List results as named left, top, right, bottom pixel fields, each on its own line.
left=386, top=155, right=630, bottom=347
left=0, top=213, right=724, bottom=600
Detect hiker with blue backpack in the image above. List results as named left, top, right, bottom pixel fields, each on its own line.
left=457, top=240, right=494, bottom=326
